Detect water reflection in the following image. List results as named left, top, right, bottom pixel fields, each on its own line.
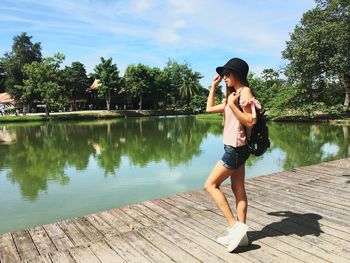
left=0, top=116, right=215, bottom=200
left=268, top=122, right=349, bottom=169
left=0, top=117, right=349, bottom=235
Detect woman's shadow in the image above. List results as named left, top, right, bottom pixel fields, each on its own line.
left=235, top=211, right=323, bottom=253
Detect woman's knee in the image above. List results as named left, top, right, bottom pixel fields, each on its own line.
left=204, top=181, right=220, bottom=192
left=236, top=191, right=247, bottom=202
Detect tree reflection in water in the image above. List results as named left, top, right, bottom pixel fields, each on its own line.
left=0, top=117, right=349, bottom=201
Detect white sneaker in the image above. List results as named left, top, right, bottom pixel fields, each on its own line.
left=216, top=227, right=234, bottom=245
left=238, top=233, right=249, bottom=246
left=226, top=222, right=249, bottom=252
left=216, top=223, right=249, bottom=245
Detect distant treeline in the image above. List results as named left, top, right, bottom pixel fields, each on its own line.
left=0, top=0, right=348, bottom=118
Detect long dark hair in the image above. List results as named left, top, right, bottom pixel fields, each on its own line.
left=222, top=70, right=252, bottom=127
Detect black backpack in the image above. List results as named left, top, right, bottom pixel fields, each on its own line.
left=237, top=89, right=270, bottom=156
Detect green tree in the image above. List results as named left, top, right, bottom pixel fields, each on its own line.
left=163, top=58, right=203, bottom=108
left=0, top=32, right=42, bottom=99
left=93, top=57, right=121, bottom=110
left=22, top=53, right=66, bottom=116
left=0, top=66, right=5, bottom=93
left=123, top=63, right=153, bottom=110
left=163, top=59, right=183, bottom=107
left=149, top=67, right=168, bottom=110
left=262, top=68, right=280, bottom=88
left=179, top=68, right=202, bottom=108
left=282, top=0, right=350, bottom=110
left=62, top=62, right=90, bottom=110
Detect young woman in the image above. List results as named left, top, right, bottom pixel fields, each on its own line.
left=204, top=58, right=261, bottom=252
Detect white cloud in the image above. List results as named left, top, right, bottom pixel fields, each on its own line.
left=1, top=0, right=308, bottom=53
left=0, top=0, right=316, bottom=86
left=133, top=0, right=156, bottom=13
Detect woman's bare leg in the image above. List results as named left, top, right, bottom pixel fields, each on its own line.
left=230, top=163, right=247, bottom=223
left=204, top=160, right=237, bottom=227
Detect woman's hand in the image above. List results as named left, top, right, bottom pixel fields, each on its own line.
left=228, top=92, right=240, bottom=107
left=212, top=75, right=222, bottom=88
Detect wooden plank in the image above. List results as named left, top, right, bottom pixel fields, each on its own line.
left=215, top=187, right=350, bottom=260
left=243, top=179, right=350, bottom=224
left=42, top=223, right=74, bottom=251
left=185, top=188, right=350, bottom=254
left=184, top=190, right=349, bottom=262
left=264, top=170, right=350, bottom=197
left=136, top=226, right=201, bottom=262
left=161, top=217, right=252, bottom=263
left=88, top=240, right=125, bottom=263
left=134, top=200, right=249, bottom=262
left=97, top=211, right=132, bottom=233
left=19, top=254, right=52, bottom=263
left=108, top=209, right=143, bottom=230
left=150, top=199, right=188, bottom=217
left=189, top=212, right=304, bottom=263
left=104, top=233, right=150, bottom=263
left=49, top=251, right=75, bottom=263
left=201, top=209, right=329, bottom=263
left=84, top=214, right=117, bottom=237
left=57, top=220, right=91, bottom=247
left=132, top=203, right=168, bottom=223
left=230, top=182, right=350, bottom=233
left=140, top=201, right=178, bottom=221
left=151, top=222, right=227, bottom=262
left=73, top=217, right=104, bottom=242
left=68, top=246, right=101, bottom=263
left=12, top=230, right=39, bottom=260
left=324, top=160, right=350, bottom=169
left=298, top=165, right=346, bottom=178
left=0, top=232, right=21, bottom=262
left=120, top=230, right=174, bottom=263
left=28, top=226, right=57, bottom=256
left=120, top=205, right=157, bottom=227
left=220, top=186, right=350, bottom=242
left=252, top=174, right=350, bottom=210
left=162, top=196, right=201, bottom=215
left=244, top=209, right=350, bottom=262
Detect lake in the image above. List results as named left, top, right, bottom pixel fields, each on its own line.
left=0, top=115, right=349, bottom=234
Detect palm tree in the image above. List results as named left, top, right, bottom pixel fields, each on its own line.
left=179, top=71, right=201, bottom=108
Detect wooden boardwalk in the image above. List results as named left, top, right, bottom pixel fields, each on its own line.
left=1, top=158, right=350, bottom=263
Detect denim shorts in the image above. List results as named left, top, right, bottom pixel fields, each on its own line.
left=219, top=144, right=250, bottom=170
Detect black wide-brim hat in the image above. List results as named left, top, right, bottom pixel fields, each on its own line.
left=216, top=57, right=249, bottom=83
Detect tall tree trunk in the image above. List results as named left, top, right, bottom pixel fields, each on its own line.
left=343, top=126, right=349, bottom=157
left=45, top=104, right=49, bottom=117
left=73, top=97, right=77, bottom=111
left=139, top=93, right=142, bottom=110
left=106, top=90, right=111, bottom=110
left=340, top=76, right=350, bottom=111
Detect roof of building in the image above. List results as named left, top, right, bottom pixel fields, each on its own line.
left=88, top=79, right=101, bottom=91
left=0, top=93, right=14, bottom=104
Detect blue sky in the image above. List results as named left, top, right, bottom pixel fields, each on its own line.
left=0, top=0, right=316, bottom=88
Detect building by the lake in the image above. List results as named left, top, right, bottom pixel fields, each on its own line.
left=0, top=80, right=127, bottom=112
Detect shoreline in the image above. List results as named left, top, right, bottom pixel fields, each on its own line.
left=0, top=109, right=193, bottom=123
left=0, top=110, right=349, bottom=124
left=195, top=112, right=350, bottom=125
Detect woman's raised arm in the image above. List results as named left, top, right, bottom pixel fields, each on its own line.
left=206, top=75, right=225, bottom=113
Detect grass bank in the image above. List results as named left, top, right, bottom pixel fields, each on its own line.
left=195, top=112, right=350, bottom=124
left=0, top=109, right=193, bottom=123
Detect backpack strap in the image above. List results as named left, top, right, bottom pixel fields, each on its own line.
left=237, top=87, right=246, bottom=112
left=236, top=87, right=250, bottom=142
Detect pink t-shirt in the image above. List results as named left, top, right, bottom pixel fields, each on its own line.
left=222, top=95, right=262, bottom=147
